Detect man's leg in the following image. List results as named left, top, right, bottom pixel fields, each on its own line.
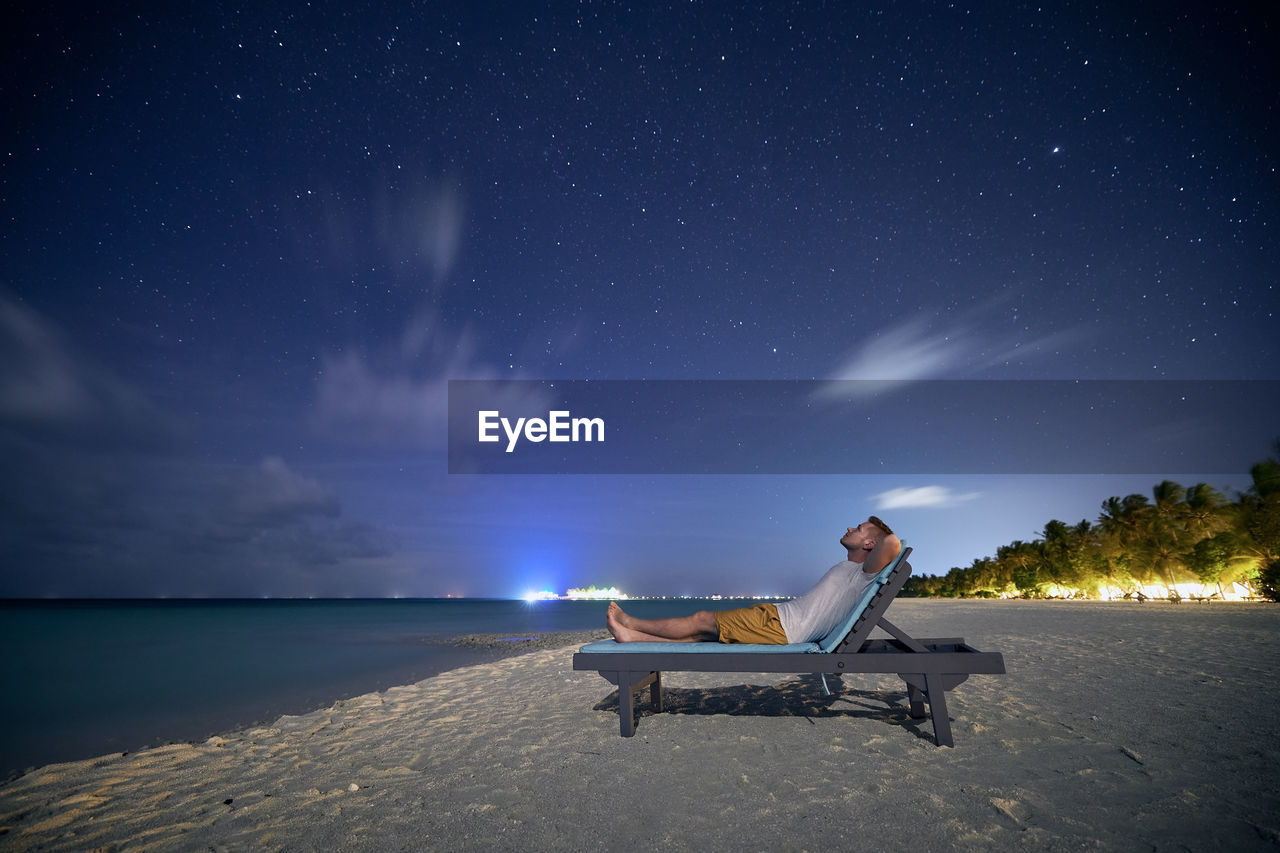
left=607, top=602, right=719, bottom=643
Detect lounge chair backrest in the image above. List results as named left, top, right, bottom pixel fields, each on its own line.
left=816, top=545, right=912, bottom=653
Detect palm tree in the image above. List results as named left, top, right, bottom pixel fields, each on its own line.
left=1182, top=483, right=1229, bottom=539
left=1235, top=450, right=1280, bottom=598
left=996, top=539, right=1041, bottom=597
left=1098, top=493, right=1151, bottom=592
left=1142, top=480, right=1191, bottom=590
left=1069, top=518, right=1108, bottom=596
left=1150, top=480, right=1187, bottom=524
left=1040, top=519, right=1073, bottom=591
left=1186, top=531, right=1249, bottom=598
left=1098, top=494, right=1149, bottom=544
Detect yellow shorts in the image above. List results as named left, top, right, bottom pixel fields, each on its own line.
left=714, top=602, right=787, bottom=645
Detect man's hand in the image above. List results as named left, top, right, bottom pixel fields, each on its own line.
left=863, top=533, right=902, bottom=574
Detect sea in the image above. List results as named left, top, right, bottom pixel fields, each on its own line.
left=0, top=597, right=729, bottom=779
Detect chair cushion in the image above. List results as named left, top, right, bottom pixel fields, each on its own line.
left=578, top=639, right=820, bottom=654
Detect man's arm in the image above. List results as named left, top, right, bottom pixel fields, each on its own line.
left=862, top=533, right=902, bottom=574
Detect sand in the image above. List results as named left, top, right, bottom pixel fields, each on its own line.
left=2, top=600, right=1279, bottom=851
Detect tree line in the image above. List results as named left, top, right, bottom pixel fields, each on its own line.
left=901, top=443, right=1280, bottom=602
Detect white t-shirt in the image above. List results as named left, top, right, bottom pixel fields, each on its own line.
left=774, top=560, right=877, bottom=644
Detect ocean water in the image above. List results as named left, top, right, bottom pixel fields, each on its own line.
left=0, top=597, right=725, bottom=778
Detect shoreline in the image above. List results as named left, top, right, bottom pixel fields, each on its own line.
left=3, top=602, right=1279, bottom=850
left=0, top=629, right=607, bottom=784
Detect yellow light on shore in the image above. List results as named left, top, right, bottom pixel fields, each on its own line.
left=1051, top=582, right=1251, bottom=602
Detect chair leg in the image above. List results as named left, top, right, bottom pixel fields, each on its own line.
left=923, top=672, right=954, bottom=748
left=614, top=671, right=637, bottom=737
left=906, top=682, right=926, bottom=719
left=611, top=671, right=662, bottom=737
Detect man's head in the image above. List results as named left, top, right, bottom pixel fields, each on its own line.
left=840, top=516, right=893, bottom=556
left=868, top=515, right=893, bottom=537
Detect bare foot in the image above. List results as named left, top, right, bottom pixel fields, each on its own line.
left=607, top=601, right=634, bottom=627
left=606, top=601, right=644, bottom=643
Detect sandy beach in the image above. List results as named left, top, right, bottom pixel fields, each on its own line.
left=2, top=600, right=1278, bottom=851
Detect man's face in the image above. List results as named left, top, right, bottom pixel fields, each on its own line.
left=840, top=521, right=878, bottom=553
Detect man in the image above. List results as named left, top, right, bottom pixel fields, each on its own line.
left=606, top=516, right=900, bottom=644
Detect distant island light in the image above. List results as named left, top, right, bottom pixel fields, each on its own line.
left=519, top=587, right=794, bottom=602
left=521, top=586, right=628, bottom=602
left=566, top=586, right=627, bottom=600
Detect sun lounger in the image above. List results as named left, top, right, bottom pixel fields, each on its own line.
left=572, top=547, right=1006, bottom=746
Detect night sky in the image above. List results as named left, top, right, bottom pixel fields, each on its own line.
left=3, top=2, right=1276, bottom=598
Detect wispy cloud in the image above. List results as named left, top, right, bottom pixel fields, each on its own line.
left=185, top=455, right=399, bottom=575
left=312, top=309, right=554, bottom=449
left=370, top=177, right=466, bottom=283
left=828, top=318, right=960, bottom=383
left=0, top=295, right=406, bottom=595
left=0, top=293, right=177, bottom=448
left=215, top=456, right=340, bottom=527
left=813, top=298, right=1089, bottom=400
left=305, top=174, right=466, bottom=287
left=873, top=485, right=981, bottom=509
